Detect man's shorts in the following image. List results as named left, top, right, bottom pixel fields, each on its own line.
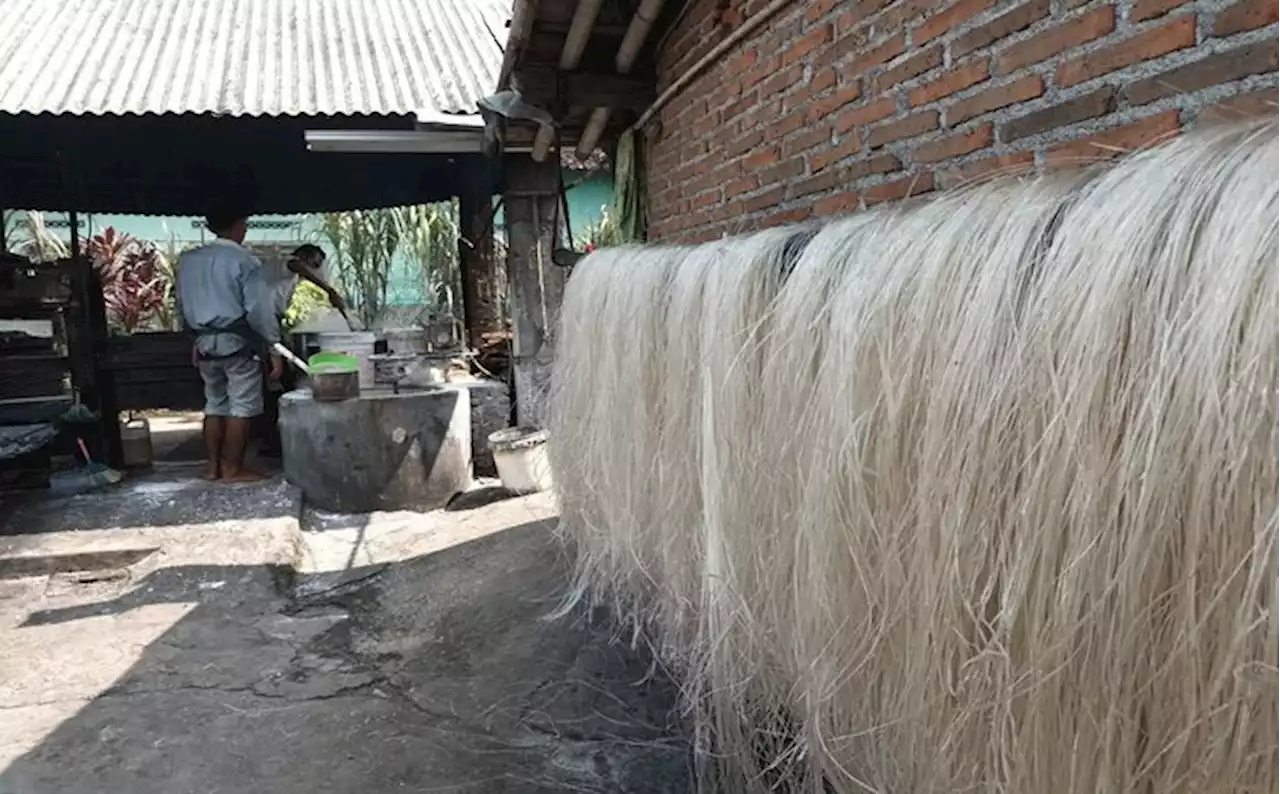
left=196, top=355, right=264, bottom=418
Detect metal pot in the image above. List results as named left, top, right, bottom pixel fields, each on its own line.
left=309, top=369, right=359, bottom=402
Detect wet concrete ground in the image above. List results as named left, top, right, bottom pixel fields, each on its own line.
left=0, top=468, right=692, bottom=793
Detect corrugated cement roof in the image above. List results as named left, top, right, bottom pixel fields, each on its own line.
left=0, top=0, right=510, bottom=117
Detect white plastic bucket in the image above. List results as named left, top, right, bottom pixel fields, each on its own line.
left=488, top=427, right=553, bottom=494
left=316, top=331, right=377, bottom=388
left=120, top=417, right=153, bottom=469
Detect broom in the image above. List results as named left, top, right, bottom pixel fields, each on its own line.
left=75, top=437, right=123, bottom=486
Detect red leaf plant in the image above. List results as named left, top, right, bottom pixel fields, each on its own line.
left=82, top=227, right=169, bottom=334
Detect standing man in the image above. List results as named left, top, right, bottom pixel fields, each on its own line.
left=273, top=243, right=345, bottom=319
left=176, top=205, right=281, bottom=482
left=259, top=243, right=347, bottom=457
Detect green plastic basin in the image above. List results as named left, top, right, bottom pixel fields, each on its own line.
left=308, top=352, right=358, bottom=374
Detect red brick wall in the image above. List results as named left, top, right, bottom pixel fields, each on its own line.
left=647, top=0, right=1278, bottom=243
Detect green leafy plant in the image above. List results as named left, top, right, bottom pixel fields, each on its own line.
left=282, top=280, right=330, bottom=331
left=317, top=203, right=469, bottom=329
left=150, top=230, right=190, bottom=332
left=1, top=210, right=16, bottom=252
left=318, top=209, right=402, bottom=328
left=9, top=211, right=70, bottom=263
left=574, top=206, right=623, bottom=252
left=393, top=202, right=461, bottom=319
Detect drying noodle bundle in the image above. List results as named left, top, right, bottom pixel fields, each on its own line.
left=548, top=119, right=1279, bottom=793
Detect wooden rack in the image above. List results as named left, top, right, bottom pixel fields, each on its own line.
left=0, top=252, right=113, bottom=489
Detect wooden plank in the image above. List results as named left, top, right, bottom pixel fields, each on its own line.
left=115, top=384, right=205, bottom=413
left=102, top=327, right=193, bottom=368
left=0, top=453, right=51, bottom=492
left=0, top=353, right=66, bottom=363
left=0, top=358, right=68, bottom=400
left=502, top=155, right=564, bottom=429
left=101, top=333, right=203, bottom=416
left=80, top=265, right=122, bottom=467
left=0, top=259, right=78, bottom=309
left=0, top=395, right=73, bottom=426
left=111, top=367, right=202, bottom=386
left=499, top=0, right=540, bottom=89
left=459, top=182, right=505, bottom=351
left=516, top=67, right=656, bottom=111
left=0, top=333, right=55, bottom=355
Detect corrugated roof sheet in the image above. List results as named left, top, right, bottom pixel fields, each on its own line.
left=0, top=0, right=510, bottom=117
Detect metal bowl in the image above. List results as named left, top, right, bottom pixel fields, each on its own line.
left=309, top=369, right=359, bottom=402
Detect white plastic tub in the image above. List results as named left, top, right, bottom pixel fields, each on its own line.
left=316, top=331, right=377, bottom=388
left=488, top=427, right=553, bottom=494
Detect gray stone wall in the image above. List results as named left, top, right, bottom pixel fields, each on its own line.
left=467, top=378, right=512, bottom=477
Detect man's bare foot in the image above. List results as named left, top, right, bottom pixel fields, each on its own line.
left=220, top=467, right=269, bottom=483
left=201, top=464, right=221, bottom=481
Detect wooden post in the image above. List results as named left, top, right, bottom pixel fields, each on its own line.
left=502, top=155, right=563, bottom=429
left=71, top=209, right=123, bottom=467
left=457, top=182, right=503, bottom=352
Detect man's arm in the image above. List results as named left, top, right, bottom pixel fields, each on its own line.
left=173, top=278, right=185, bottom=331
left=174, top=251, right=195, bottom=332
left=174, top=254, right=195, bottom=364
left=240, top=258, right=281, bottom=346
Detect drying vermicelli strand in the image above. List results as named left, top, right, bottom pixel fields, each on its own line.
left=547, top=119, right=1279, bottom=793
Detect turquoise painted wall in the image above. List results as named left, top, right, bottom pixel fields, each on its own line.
left=6, top=170, right=613, bottom=307
left=490, top=174, right=614, bottom=238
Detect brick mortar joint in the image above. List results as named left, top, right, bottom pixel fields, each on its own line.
left=649, top=0, right=1277, bottom=237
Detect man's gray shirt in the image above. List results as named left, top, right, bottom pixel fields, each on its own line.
left=175, top=238, right=279, bottom=357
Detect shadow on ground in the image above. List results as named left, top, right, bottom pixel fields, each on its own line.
left=446, top=485, right=522, bottom=512
left=0, top=520, right=693, bottom=793
left=150, top=420, right=206, bottom=463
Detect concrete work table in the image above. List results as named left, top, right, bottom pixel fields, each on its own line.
left=279, top=385, right=473, bottom=513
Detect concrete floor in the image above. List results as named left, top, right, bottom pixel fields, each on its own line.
left=0, top=467, right=692, bottom=793
left=147, top=412, right=280, bottom=470
left=146, top=413, right=209, bottom=463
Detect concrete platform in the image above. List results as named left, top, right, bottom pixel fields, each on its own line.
left=0, top=471, right=691, bottom=793
left=298, top=480, right=556, bottom=573
left=280, top=386, right=473, bottom=514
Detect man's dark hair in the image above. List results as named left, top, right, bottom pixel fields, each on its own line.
left=291, top=243, right=325, bottom=261
left=205, top=205, right=249, bottom=235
